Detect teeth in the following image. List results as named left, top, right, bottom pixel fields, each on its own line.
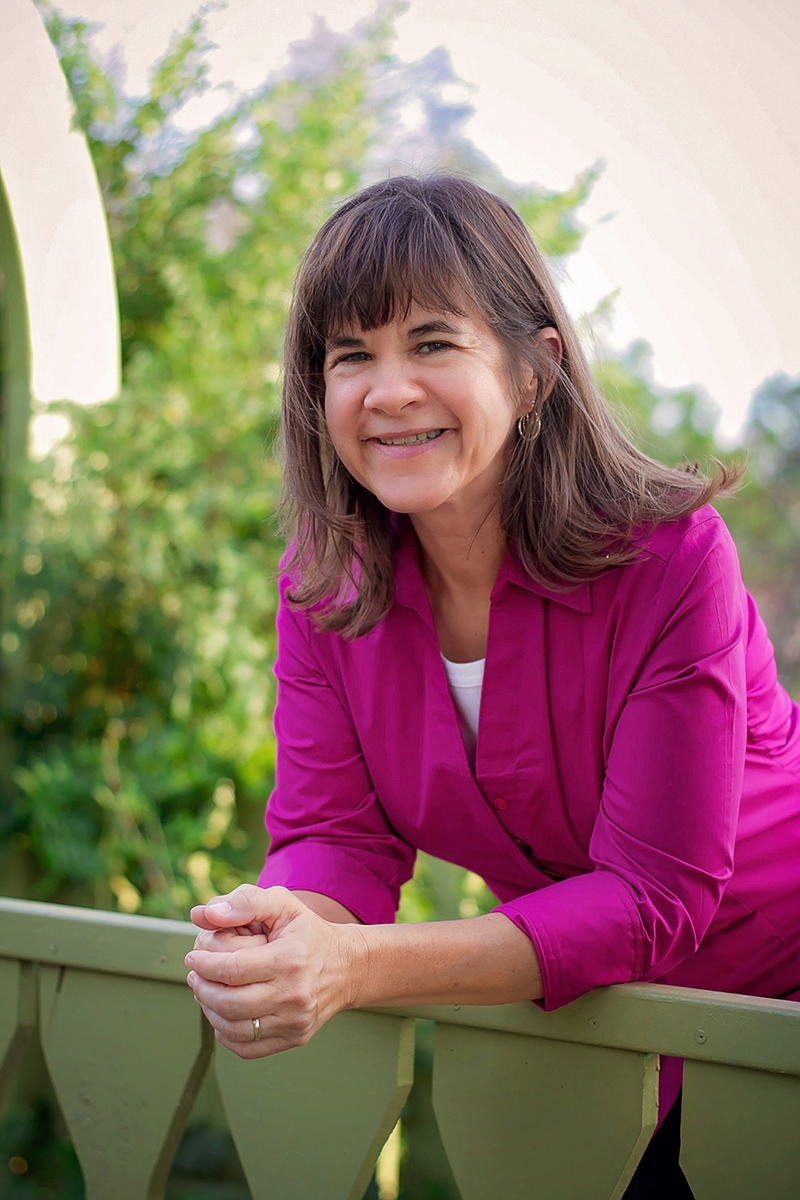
left=378, top=429, right=443, bottom=446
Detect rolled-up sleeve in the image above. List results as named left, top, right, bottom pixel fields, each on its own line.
left=496, top=517, right=748, bottom=1009
left=259, top=582, right=416, bottom=924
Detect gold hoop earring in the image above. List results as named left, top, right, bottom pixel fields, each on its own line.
left=517, top=409, right=542, bottom=440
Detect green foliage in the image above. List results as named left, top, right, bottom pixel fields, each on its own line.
left=592, top=339, right=722, bottom=466
left=593, top=343, right=800, bottom=695
left=0, top=1098, right=83, bottom=1199
left=516, top=163, right=602, bottom=259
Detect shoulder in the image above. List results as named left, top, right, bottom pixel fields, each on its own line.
left=276, top=554, right=391, bottom=668
left=276, top=555, right=324, bottom=650
left=589, top=505, right=745, bottom=640
left=617, top=505, right=746, bottom=648
left=623, top=506, right=743, bottom=611
left=632, top=504, right=737, bottom=568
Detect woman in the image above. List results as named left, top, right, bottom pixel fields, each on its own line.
left=185, top=175, right=800, bottom=1193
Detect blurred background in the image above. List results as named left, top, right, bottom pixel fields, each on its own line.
left=1, top=1, right=798, bottom=1196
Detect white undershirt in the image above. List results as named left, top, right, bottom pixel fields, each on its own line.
left=441, top=654, right=485, bottom=770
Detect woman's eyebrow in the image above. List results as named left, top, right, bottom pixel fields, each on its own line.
left=325, top=334, right=366, bottom=351
left=406, top=320, right=463, bottom=338
left=325, top=320, right=463, bottom=352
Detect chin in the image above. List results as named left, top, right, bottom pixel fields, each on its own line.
left=376, top=491, right=450, bottom=515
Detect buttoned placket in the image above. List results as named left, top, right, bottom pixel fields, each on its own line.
left=415, top=562, right=565, bottom=883
left=392, top=528, right=588, bottom=882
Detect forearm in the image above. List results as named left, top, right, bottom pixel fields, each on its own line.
left=293, top=890, right=362, bottom=923
left=342, top=912, right=543, bottom=1008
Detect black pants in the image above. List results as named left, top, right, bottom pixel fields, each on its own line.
left=622, top=1095, right=695, bottom=1199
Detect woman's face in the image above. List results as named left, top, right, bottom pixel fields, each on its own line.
left=322, top=303, right=535, bottom=523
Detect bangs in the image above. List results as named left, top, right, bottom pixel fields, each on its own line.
left=300, top=192, right=479, bottom=353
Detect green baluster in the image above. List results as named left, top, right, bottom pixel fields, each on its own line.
left=432, top=1022, right=658, bottom=1200
left=38, top=964, right=211, bottom=1200
left=681, top=1060, right=800, bottom=1200
left=215, top=1009, right=414, bottom=1200
left=0, top=958, right=36, bottom=1101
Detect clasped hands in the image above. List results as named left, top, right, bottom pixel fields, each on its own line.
left=187, top=881, right=541, bottom=1055
left=185, top=885, right=364, bottom=1059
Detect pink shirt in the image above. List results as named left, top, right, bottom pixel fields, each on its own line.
left=260, top=506, right=800, bottom=1011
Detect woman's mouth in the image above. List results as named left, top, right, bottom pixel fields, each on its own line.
left=376, top=429, right=444, bottom=446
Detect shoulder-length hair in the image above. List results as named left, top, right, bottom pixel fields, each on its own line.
left=280, top=173, right=740, bottom=637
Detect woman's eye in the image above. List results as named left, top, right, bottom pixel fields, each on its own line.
left=418, top=341, right=449, bottom=354
left=335, top=351, right=368, bottom=365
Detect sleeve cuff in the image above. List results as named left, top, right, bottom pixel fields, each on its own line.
left=259, top=842, right=402, bottom=926
left=495, top=871, right=645, bottom=1010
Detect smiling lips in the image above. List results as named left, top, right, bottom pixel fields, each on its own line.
left=374, top=429, right=445, bottom=446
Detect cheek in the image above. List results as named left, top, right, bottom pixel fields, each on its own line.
left=478, top=390, right=519, bottom=446
left=325, top=422, right=350, bottom=470
left=323, top=402, right=366, bottom=481
left=322, top=394, right=350, bottom=452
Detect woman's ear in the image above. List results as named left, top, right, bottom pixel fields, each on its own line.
left=537, top=327, right=563, bottom=401
left=516, top=327, right=563, bottom=418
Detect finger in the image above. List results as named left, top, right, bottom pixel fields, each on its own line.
left=192, top=929, right=269, bottom=955
left=199, top=1004, right=264, bottom=1045
left=191, top=903, right=260, bottom=932
left=201, top=884, right=300, bottom=932
left=198, top=1003, right=313, bottom=1052
left=202, top=889, right=255, bottom=929
left=189, top=905, right=218, bottom=931
left=213, top=1027, right=298, bottom=1060
left=188, top=972, right=272, bottom=1021
left=186, top=944, right=275, bottom=987
left=243, top=920, right=269, bottom=935
left=192, top=928, right=233, bottom=953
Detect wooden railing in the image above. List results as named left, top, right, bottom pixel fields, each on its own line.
left=1, top=896, right=800, bottom=1199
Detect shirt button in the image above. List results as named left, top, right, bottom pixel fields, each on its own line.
left=492, top=796, right=508, bottom=810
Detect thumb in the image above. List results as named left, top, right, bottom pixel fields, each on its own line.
left=194, top=884, right=299, bottom=932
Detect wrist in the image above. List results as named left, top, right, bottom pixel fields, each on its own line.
left=334, top=919, right=373, bottom=1011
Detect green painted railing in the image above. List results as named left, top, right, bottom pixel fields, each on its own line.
left=1, top=896, right=800, bottom=1199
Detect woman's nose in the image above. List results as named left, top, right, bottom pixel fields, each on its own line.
left=363, top=359, right=425, bottom=413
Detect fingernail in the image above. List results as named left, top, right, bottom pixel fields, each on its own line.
left=185, top=954, right=195, bottom=967
left=208, top=900, right=233, bottom=914
left=187, top=970, right=197, bottom=985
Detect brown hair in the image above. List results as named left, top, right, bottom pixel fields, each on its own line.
left=281, top=174, right=740, bottom=637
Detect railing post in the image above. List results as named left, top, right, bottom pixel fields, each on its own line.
left=215, top=1009, right=415, bottom=1200
left=432, top=1021, right=658, bottom=1200
left=681, top=1059, right=800, bottom=1200
left=0, top=957, right=36, bottom=1101
left=38, top=964, right=212, bottom=1200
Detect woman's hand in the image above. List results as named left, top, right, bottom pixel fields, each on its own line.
left=185, top=884, right=364, bottom=1059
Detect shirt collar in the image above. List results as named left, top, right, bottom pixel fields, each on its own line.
left=393, top=531, right=592, bottom=615
left=496, top=547, right=592, bottom=612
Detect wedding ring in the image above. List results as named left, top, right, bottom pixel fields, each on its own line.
left=252, top=1016, right=262, bottom=1042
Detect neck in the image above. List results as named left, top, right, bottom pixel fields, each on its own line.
left=411, top=504, right=507, bottom=599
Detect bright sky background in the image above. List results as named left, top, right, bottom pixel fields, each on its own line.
left=61, top=0, right=800, bottom=442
